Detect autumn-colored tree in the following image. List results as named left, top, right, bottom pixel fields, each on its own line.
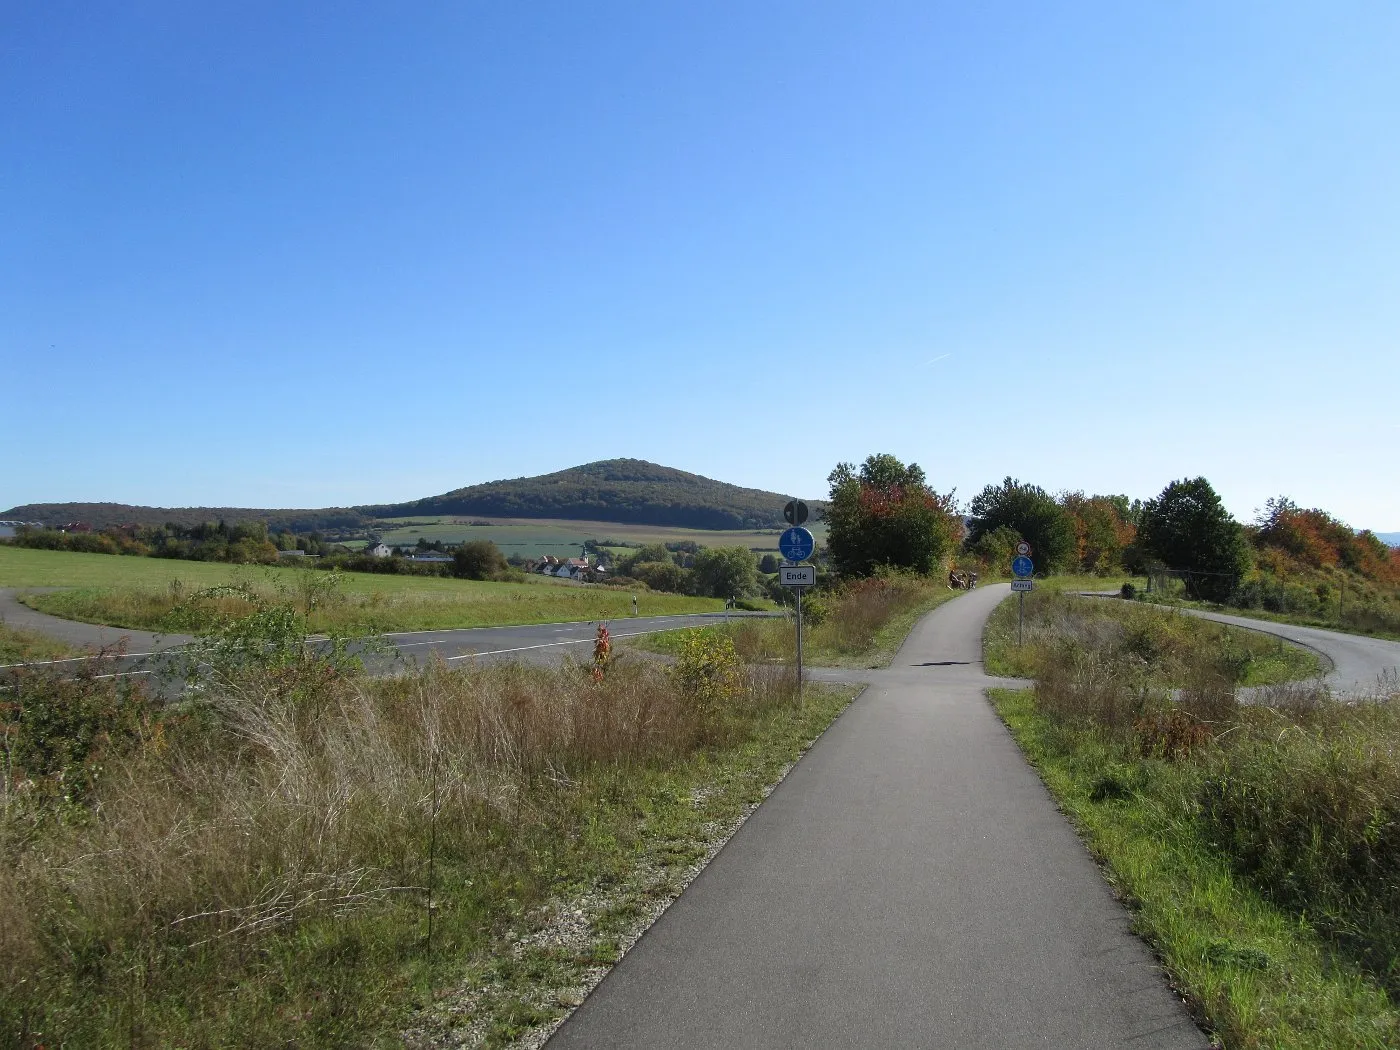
left=824, top=454, right=962, bottom=577
left=1059, top=492, right=1137, bottom=573
left=1255, top=497, right=1400, bottom=585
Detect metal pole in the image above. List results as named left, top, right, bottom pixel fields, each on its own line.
left=1018, top=591, right=1024, bottom=647
left=795, top=586, right=804, bottom=708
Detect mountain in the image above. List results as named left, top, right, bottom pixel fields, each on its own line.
left=1376, top=532, right=1400, bottom=548
left=3, top=460, right=822, bottom=532
left=364, top=459, right=818, bottom=530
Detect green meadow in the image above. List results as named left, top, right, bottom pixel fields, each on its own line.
left=0, top=547, right=722, bottom=633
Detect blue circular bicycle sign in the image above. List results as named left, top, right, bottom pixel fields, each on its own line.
left=779, top=527, right=815, bottom=563
left=1011, top=555, right=1034, bottom=578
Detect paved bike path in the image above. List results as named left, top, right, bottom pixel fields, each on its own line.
left=547, top=584, right=1206, bottom=1049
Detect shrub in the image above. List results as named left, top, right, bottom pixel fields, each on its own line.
left=1, top=655, right=152, bottom=808
left=668, top=631, right=744, bottom=727
left=452, top=540, right=509, bottom=580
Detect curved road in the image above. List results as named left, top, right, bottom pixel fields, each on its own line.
left=1172, top=605, right=1400, bottom=699
left=547, top=584, right=1208, bottom=1049
left=0, top=588, right=767, bottom=677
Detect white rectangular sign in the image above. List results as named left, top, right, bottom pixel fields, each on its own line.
left=1010, top=579, right=1033, bottom=592
left=779, top=564, right=816, bottom=588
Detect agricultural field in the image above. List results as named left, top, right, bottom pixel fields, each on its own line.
left=370, top=516, right=826, bottom=556
left=0, top=547, right=722, bottom=634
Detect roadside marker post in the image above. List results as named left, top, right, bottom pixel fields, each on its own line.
left=1011, top=550, right=1034, bottom=646
left=778, top=520, right=816, bottom=705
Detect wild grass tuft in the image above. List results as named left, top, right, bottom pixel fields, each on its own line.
left=0, top=593, right=825, bottom=1046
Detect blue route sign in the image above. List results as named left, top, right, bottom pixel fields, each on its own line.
left=779, top=526, right=815, bottom=563
left=1011, top=555, right=1034, bottom=578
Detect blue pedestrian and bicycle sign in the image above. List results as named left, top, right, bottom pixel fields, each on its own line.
left=779, top=526, right=815, bottom=563
left=1011, top=555, right=1034, bottom=578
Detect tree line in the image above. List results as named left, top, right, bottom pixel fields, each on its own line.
left=6, top=521, right=335, bottom=563
left=821, top=453, right=1400, bottom=612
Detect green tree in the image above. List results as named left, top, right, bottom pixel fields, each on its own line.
left=758, top=553, right=780, bottom=574
left=824, top=453, right=961, bottom=577
left=631, top=560, right=689, bottom=594
left=617, top=543, right=672, bottom=576
left=967, top=525, right=1023, bottom=572
left=1138, top=477, right=1250, bottom=601
left=452, top=539, right=508, bottom=581
left=966, top=478, right=1076, bottom=573
left=691, top=546, right=760, bottom=598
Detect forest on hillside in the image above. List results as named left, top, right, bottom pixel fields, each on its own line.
left=4, top=460, right=820, bottom=533
left=362, top=459, right=819, bottom=530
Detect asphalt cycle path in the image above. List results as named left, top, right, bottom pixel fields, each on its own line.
left=547, top=584, right=1208, bottom=1050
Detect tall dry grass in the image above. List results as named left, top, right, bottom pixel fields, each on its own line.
left=1, top=648, right=797, bottom=1045
left=992, top=589, right=1400, bottom=996
left=808, top=573, right=941, bottom=656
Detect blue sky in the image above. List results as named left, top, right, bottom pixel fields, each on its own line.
left=4, top=2, right=1397, bottom=529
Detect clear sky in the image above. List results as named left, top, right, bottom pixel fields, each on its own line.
left=4, top=3, right=1398, bottom=530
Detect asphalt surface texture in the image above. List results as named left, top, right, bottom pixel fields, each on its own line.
left=546, top=584, right=1209, bottom=1050
left=0, top=587, right=765, bottom=684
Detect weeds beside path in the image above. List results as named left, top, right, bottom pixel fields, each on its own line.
left=984, top=590, right=1400, bottom=1049
left=2, top=611, right=856, bottom=1048
left=630, top=571, right=962, bottom=670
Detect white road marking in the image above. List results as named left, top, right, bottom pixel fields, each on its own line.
left=444, top=625, right=701, bottom=661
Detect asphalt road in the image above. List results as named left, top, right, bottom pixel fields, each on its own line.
left=0, top=588, right=764, bottom=681
left=1173, top=605, right=1400, bottom=699
left=546, top=584, right=1208, bottom=1050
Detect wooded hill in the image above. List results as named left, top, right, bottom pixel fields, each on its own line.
left=0, top=503, right=369, bottom=532
left=4, top=460, right=820, bottom=532
left=363, top=459, right=816, bottom=530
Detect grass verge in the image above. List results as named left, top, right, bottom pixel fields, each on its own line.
left=2, top=623, right=856, bottom=1048
left=983, top=588, right=1399, bottom=1047
left=1140, top=593, right=1400, bottom=644
left=0, top=623, right=76, bottom=664
left=629, top=571, right=962, bottom=669
left=989, top=687, right=1400, bottom=1049
left=984, top=588, right=1322, bottom=685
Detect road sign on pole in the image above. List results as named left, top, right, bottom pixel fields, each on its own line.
left=778, top=512, right=816, bottom=708
left=1010, top=579, right=1033, bottom=592
left=779, top=527, right=815, bottom=563
left=1011, top=555, right=1034, bottom=578
left=1015, top=540, right=1032, bottom=556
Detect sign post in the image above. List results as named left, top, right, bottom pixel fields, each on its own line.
left=1011, top=546, right=1034, bottom=646
left=778, top=522, right=816, bottom=705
